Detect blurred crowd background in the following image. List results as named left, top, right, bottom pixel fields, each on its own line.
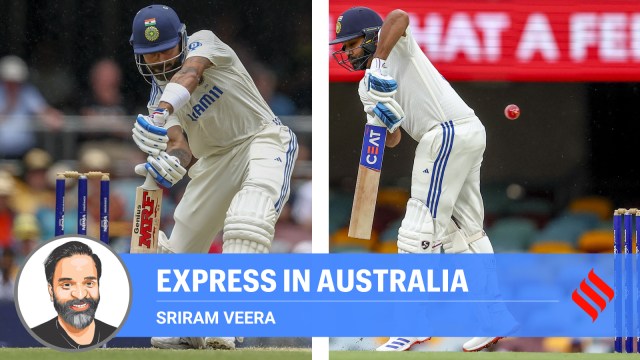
left=0, top=0, right=311, bottom=349
left=329, top=0, right=639, bottom=354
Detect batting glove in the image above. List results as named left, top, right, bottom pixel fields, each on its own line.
left=135, top=151, right=187, bottom=188
left=150, top=108, right=170, bottom=126
left=365, top=58, right=398, bottom=102
left=132, top=115, right=169, bottom=156
left=369, top=98, right=405, bottom=133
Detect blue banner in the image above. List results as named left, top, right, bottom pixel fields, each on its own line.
left=117, top=254, right=624, bottom=337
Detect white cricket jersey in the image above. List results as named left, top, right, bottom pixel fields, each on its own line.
left=359, top=26, right=476, bottom=141
left=148, top=30, right=276, bottom=158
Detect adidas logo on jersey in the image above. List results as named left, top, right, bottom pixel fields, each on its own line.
left=274, top=157, right=283, bottom=162
left=423, top=168, right=429, bottom=174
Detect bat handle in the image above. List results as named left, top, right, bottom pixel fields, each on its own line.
left=143, top=172, right=160, bottom=190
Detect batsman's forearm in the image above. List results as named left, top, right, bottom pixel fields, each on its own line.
left=157, top=57, right=211, bottom=115
left=374, top=9, right=409, bottom=60
left=386, top=129, right=401, bottom=148
left=158, top=101, right=174, bottom=114
left=187, top=155, right=199, bottom=169
left=168, top=147, right=192, bottom=168
left=166, top=126, right=193, bottom=167
left=171, top=57, right=212, bottom=93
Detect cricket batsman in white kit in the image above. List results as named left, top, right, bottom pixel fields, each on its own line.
left=129, top=5, right=298, bottom=350
left=331, top=7, right=516, bottom=352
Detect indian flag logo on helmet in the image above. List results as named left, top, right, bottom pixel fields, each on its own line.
left=144, top=18, right=156, bottom=27
left=336, top=16, right=343, bottom=34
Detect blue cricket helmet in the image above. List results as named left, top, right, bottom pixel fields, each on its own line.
left=330, top=7, right=383, bottom=45
left=130, top=4, right=185, bottom=54
left=130, top=4, right=188, bottom=84
left=330, top=7, right=383, bottom=71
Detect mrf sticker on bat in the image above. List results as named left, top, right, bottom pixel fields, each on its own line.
left=359, top=124, right=387, bottom=171
left=133, top=189, right=161, bottom=249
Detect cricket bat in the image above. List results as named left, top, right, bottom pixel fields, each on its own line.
left=348, top=123, right=387, bottom=239
left=130, top=173, right=163, bottom=253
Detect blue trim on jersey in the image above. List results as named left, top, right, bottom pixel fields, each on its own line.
left=426, top=121, right=455, bottom=218
left=272, top=117, right=283, bottom=125
left=432, top=121, right=455, bottom=218
left=274, top=129, right=298, bottom=213
left=148, top=79, right=164, bottom=108
left=149, top=80, right=158, bottom=107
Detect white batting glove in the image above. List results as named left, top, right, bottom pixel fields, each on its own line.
left=149, top=108, right=170, bottom=126
left=364, top=58, right=398, bottom=102
left=132, top=115, right=169, bottom=156
left=365, top=98, right=405, bottom=133
left=135, top=151, right=187, bottom=188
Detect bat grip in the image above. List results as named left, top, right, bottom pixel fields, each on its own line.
left=143, top=172, right=160, bottom=190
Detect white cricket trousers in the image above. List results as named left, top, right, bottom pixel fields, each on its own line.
left=168, top=124, right=298, bottom=253
left=411, top=116, right=486, bottom=240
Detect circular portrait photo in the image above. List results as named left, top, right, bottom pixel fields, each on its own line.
left=14, top=236, right=131, bottom=351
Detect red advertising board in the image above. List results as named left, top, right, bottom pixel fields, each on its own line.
left=329, top=0, right=640, bottom=81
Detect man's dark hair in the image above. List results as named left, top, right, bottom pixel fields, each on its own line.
left=44, top=241, right=102, bottom=286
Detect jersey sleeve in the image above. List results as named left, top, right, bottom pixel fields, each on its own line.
left=185, top=30, right=233, bottom=67
left=146, top=80, right=162, bottom=110
left=392, top=23, right=414, bottom=57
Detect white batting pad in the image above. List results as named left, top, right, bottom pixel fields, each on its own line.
left=441, top=219, right=469, bottom=254
left=442, top=227, right=491, bottom=254
left=468, top=235, right=495, bottom=254
left=397, top=198, right=435, bottom=253
left=223, top=187, right=276, bottom=254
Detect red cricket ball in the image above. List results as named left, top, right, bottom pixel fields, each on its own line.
left=504, top=104, right=520, bottom=120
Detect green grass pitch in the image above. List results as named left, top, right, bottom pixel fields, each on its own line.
left=330, top=352, right=637, bottom=360
left=0, top=348, right=310, bottom=360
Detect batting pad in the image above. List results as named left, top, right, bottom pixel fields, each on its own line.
left=441, top=219, right=470, bottom=254
left=223, top=187, right=276, bottom=253
left=468, top=235, right=495, bottom=254
left=397, top=198, right=435, bottom=254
